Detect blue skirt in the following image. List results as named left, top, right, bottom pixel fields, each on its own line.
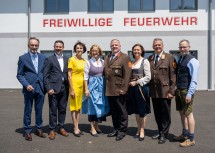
left=82, top=76, right=109, bottom=120
left=126, top=84, right=151, bottom=117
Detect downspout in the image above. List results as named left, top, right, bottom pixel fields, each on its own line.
left=208, top=0, right=213, bottom=90
left=28, top=0, right=31, bottom=39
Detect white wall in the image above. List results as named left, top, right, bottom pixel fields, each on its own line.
left=0, top=0, right=214, bottom=89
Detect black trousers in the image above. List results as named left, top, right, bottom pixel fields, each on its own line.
left=108, top=95, right=128, bottom=133
left=152, top=98, right=171, bottom=138
left=49, top=84, right=68, bottom=131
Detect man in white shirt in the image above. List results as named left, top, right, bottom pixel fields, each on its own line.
left=44, top=40, right=69, bottom=140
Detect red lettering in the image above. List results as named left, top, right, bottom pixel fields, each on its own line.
left=146, top=18, right=152, bottom=26
left=190, top=17, right=197, bottom=25
left=43, top=19, right=48, bottom=27
left=137, top=18, right=144, bottom=26
left=98, top=18, right=105, bottom=26
left=67, top=19, right=78, bottom=27
left=124, top=18, right=129, bottom=26
left=106, top=18, right=112, bottom=26
left=161, top=17, right=173, bottom=25
left=181, top=17, right=189, bottom=25
left=174, top=17, right=180, bottom=25
left=130, top=18, right=136, bottom=26
left=154, top=18, right=160, bottom=26
left=57, top=19, right=63, bottom=27
left=50, top=19, right=56, bottom=27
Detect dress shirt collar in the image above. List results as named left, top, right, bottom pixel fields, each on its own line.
left=29, top=51, right=38, bottom=57
left=55, top=53, right=64, bottom=59
left=154, top=50, right=163, bottom=58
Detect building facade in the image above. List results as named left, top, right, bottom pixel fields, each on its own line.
left=0, top=0, right=214, bottom=90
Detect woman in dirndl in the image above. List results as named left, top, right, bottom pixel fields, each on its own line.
left=127, top=43, right=151, bottom=141
left=83, top=44, right=109, bottom=137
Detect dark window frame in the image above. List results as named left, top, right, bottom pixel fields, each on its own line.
left=128, top=0, right=155, bottom=12
left=41, top=50, right=72, bottom=58
left=127, top=50, right=154, bottom=61
left=170, top=0, right=198, bottom=11
left=44, top=0, right=69, bottom=14
left=87, top=50, right=111, bottom=60
left=88, top=0, right=114, bottom=13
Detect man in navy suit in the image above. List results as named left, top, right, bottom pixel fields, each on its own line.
left=44, top=40, right=69, bottom=140
left=17, top=37, right=46, bottom=141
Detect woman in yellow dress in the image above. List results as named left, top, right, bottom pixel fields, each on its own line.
left=68, top=41, right=86, bottom=137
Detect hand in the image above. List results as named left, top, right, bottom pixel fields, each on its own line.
left=70, top=90, right=75, bottom=99
left=185, top=96, right=192, bottom=103
left=167, top=93, right=174, bottom=99
left=129, top=81, right=137, bottom=87
left=85, top=89, right=90, bottom=97
left=26, top=85, right=34, bottom=92
left=48, top=89, right=54, bottom=95
left=119, top=90, right=125, bottom=95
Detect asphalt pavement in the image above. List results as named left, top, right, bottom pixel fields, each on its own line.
left=0, top=89, right=214, bottom=153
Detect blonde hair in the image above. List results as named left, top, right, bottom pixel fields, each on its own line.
left=89, top=44, right=103, bottom=56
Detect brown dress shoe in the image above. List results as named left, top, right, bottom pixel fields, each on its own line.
left=49, top=131, right=56, bottom=140
left=24, top=133, right=32, bottom=141
left=35, top=130, right=46, bottom=138
left=59, top=129, right=69, bottom=137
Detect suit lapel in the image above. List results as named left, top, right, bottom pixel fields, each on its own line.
left=27, top=52, right=37, bottom=73
left=37, top=53, right=44, bottom=73
left=150, top=52, right=165, bottom=69
left=149, top=55, right=156, bottom=69
left=63, top=56, right=68, bottom=72
left=53, top=54, right=62, bottom=72
left=107, top=52, right=121, bottom=67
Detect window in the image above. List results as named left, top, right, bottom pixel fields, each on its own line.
left=41, top=50, right=72, bottom=58
left=170, top=0, right=197, bottom=11
left=44, top=0, right=69, bottom=13
left=128, top=0, right=155, bottom=12
left=169, top=50, right=198, bottom=62
left=128, top=51, right=154, bottom=61
left=88, top=0, right=114, bottom=12
left=87, top=51, right=110, bottom=60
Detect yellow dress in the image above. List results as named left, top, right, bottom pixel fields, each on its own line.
left=68, top=56, right=86, bottom=111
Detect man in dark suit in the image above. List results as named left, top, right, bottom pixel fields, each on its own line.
left=17, top=37, right=46, bottom=141
left=148, top=38, right=176, bottom=144
left=44, top=40, right=69, bottom=140
left=104, top=39, right=132, bottom=141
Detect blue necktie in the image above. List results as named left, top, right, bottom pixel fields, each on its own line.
left=32, top=54, right=38, bottom=73
left=110, top=54, right=115, bottom=62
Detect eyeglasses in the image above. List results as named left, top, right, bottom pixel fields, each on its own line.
left=30, top=44, right=39, bottom=47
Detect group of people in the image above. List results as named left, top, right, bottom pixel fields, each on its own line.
left=17, top=37, right=199, bottom=148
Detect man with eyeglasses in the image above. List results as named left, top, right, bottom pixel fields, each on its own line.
left=174, top=39, right=199, bottom=147
left=17, top=37, right=46, bottom=141
left=148, top=38, right=177, bottom=144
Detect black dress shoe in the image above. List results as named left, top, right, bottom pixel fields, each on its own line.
left=133, top=134, right=139, bottom=139
left=107, top=130, right=117, bottom=137
left=24, top=133, right=32, bottom=141
left=116, top=133, right=125, bottom=141
left=158, top=136, right=166, bottom=144
left=35, top=130, right=46, bottom=138
left=73, top=131, right=81, bottom=137
left=152, top=134, right=160, bottom=139
left=138, top=136, right=145, bottom=141
left=96, top=130, right=103, bottom=134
